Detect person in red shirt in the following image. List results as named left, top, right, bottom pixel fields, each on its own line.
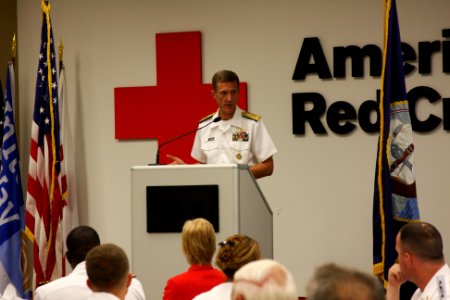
left=162, top=218, right=226, bottom=300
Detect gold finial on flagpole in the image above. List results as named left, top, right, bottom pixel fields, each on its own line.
left=58, top=39, right=64, bottom=73
left=11, top=33, right=16, bottom=64
left=58, top=39, right=64, bottom=62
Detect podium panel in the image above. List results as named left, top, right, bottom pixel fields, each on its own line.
left=130, top=164, right=272, bottom=300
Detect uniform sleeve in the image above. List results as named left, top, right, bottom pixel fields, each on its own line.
left=251, top=119, right=277, bottom=163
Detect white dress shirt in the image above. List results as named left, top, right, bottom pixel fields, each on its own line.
left=34, top=262, right=146, bottom=300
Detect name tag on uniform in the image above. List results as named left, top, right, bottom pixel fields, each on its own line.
left=437, top=275, right=447, bottom=300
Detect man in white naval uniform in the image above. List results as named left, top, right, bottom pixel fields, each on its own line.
left=387, top=222, right=450, bottom=300
left=34, top=226, right=145, bottom=300
left=169, top=70, right=277, bottom=179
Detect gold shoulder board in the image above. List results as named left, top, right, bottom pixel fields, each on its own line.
left=199, top=113, right=215, bottom=123
left=242, top=111, right=261, bottom=121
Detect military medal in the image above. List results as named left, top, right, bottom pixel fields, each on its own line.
left=232, top=125, right=247, bottom=161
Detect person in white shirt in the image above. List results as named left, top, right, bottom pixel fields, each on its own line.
left=34, top=226, right=145, bottom=300
left=231, top=259, right=297, bottom=300
left=387, top=221, right=450, bottom=300
left=86, top=243, right=132, bottom=300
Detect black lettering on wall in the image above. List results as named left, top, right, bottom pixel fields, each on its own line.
left=402, top=42, right=417, bottom=76
left=442, top=29, right=450, bottom=73
left=326, top=101, right=357, bottom=134
left=292, top=93, right=327, bottom=134
left=358, top=100, right=379, bottom=133
left=407, top=86, right=442, bottom=132
left=292, top=37, right=332, bottom=80
left=333, top=44, right=382, bottom=78
left=443, top=97, right=450, bottom=130
left=418, top=41, right=440, bottom=74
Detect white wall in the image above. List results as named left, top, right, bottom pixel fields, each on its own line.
left=17, top=0, right=450, bottom=297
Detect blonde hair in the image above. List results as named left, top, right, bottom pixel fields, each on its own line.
left=216, top=234, right=261, bottom=279
left=182, top=218, right=216, bottom=265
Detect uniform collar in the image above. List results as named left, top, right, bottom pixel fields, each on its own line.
left=215, top=106, right=243, bottom=130
left=70, top=261, right=87, bottom=276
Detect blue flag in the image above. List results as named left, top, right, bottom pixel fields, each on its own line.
left=0, top=79, right=4, bottom=154
left=372, top=0, right=420, bottom=286
left=0, top=61, right=26, bottom=298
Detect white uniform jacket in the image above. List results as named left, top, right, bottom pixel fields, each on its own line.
left=411, top=264, right=450, bottom=300
left=191, top=107, right=277, bottom=166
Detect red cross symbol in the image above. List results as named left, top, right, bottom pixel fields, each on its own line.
left=114, top=31, right=248, bottom=164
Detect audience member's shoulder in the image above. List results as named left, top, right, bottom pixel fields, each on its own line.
left=34, top=273, right=90, bottom=300
left=125, top=277, right=146, bottom=300
left=1, top=284, right=27, bottom=300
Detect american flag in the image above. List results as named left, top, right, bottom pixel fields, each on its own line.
left=58, top=56, right=79, bottom=274
left=25, top=0, right=68, bottom=288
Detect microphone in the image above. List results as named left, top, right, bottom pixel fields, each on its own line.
left=155, top=116, right=221, bottom=164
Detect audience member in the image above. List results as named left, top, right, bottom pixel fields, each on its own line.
left=387, top=221, right=450, bottom=300
left=162, top=218, right=226, bottom=300
left=231, top=259, right=297, bottom=300
left=34, top=226, right=145, bottom=300
left=0, top=283, right=26, bottom=300
left=86, top=243, right=132, bottom=300
left=306, top=263, right=384, bottom=300
left=193, top=234, right=261, bottom=300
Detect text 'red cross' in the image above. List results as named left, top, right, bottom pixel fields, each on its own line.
left=114, top=31, right=248, bottom=164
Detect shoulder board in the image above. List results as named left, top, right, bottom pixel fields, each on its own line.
left=242, top=111, right=261, bottom=121
left=199, top=113, right=215, bottom=123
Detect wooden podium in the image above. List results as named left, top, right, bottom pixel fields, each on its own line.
left=130, top=164, right=273, bottom=299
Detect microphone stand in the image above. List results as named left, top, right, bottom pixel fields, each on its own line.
left=155, top=116, right=221, bottom=165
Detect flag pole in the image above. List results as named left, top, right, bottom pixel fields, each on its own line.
left=58, top=39, right=64, bottom=75
left=11, top=33, right=16, bottom=66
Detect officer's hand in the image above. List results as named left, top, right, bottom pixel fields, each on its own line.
left=166, top=154, right=185, bottom=165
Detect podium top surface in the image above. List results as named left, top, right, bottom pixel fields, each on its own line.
left=132, top=164, right=249, bottom=171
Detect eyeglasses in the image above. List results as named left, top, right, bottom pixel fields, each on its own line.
left=218, top=240, right=235, bottom=247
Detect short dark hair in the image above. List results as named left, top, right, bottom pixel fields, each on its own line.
left=86, top=243, right=129, bottom=290
left=212, top=70, right=240, bottom=91
left=306, top=263, right=384, bottom=300
left=66, top=226, right=101, bottom=266
left=399, top=222, right=444, bottom=262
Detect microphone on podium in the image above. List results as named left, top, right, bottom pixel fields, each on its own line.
left=155, top=116, right=221, bottom=165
